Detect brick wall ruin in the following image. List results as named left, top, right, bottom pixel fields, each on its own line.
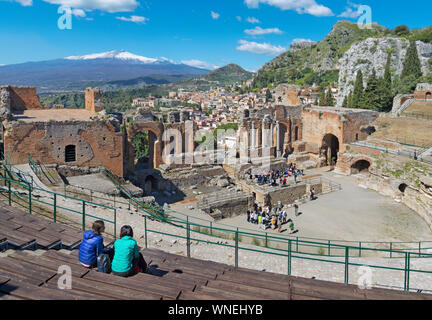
left=3, top=120, right=124, bottom=177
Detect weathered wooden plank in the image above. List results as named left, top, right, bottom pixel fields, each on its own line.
left=83, top=270, right=181, bottom=300
left=207, top=279, right=289, bottom=300
left=47, top=274, right=161, bottom=300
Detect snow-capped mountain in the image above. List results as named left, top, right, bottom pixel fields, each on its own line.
left=0, top=50, right=209, bottom=92
left=65, top=50, right=161, bottom=64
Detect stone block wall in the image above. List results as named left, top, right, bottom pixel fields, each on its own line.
left=85, top=88, right=102, bottom=112
left=3, top=120, right=124, bottom=177
left=0, top=86, right=47, bottom=115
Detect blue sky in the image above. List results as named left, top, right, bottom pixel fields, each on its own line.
left=0, top=0, right=431, bottom=71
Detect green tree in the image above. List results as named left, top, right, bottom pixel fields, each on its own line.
left=318, top=87, right=326, bottom=106
left=347, top=91, right=354, bottom=109
left=342, top=94, right=348, bottom=108
left=352, top=70, right=365, bottom=109
left=325, top=88, right=335, bottom=106
left=363, top=69, right=380, bottom=110
left=401, top=40, right=423, bottom=80
left=265, top=88, right=272, bottom=101
left=393, top=25, right=410, bottom=37
left=378, top=53, right=394, bottom=112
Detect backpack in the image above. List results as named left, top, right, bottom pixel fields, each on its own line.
left=97, top=253, right=112, bottom=274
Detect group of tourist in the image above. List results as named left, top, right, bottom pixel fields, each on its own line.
left=248, top=164, right=305, bottom=187
left=78, top=221, right=148, bottom=277
left=247, top=203, right=295, bottom=233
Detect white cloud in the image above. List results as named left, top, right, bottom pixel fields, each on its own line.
left=338, top=2, right=362, bottom=18
left=291, top=38, right=315, bottom=44
left=236, top=16, right=242, bottom=22
left=210, top=11, right=220, bottom=20
left=42, top=0, right=139, bottom=13
left=246, top=17, right=260, bottom=24
left=181, top=59, right=219, bottom=70
left=244, top=0, right=334, bottom=17
left=245, top=26, right=283, bottom=36
left=236, top=40, right=286, bottom=56
left=10, top=0, right=33, bottom=6
left=116, top=15, right=148, bottom=24
left=72, top=8, right=85, bottom=17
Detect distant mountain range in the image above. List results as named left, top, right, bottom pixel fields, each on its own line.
left=39, top=64, right=254, bottom=112
left=0, top=50, right=210, bottom=92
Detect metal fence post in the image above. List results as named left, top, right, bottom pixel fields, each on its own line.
left=53, top=194, right=57, bottom=223
left=186, top=217, right=190, bottom=258
left=144, top=215, right=148, bottom=248
left=296, top=237, right=299, bottom=252
left=359, top=242, right=362, bottom=257
left=235, top=230, right=239, bottom=268
left=288, top=240, right=292, bottom=276
left=210, top=221, right=213, bottom=236
left=344, top=247, right=349, bottom=284
left=28, top=188, right=32, bottom=215
left=82, top=200, right=86, bottom=231
left=114, top=209, right=117, bottom=240
left=404, top=252, right=411, bottom=292
left=328, top=240, right=331, bottom=256
left=8, top=180, right=11, bottom=206
left=390, top=243, right=393, bottom=259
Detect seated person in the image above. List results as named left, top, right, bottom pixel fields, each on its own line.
left=79, top=220, right=112, bottom=268
left=112, top=225, right=148, bottom=277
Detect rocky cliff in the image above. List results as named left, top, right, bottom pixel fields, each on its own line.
left=336, top=38, right=432, bottom=106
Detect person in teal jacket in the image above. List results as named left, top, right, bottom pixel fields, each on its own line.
left=112, top=225, right=147, bottom=277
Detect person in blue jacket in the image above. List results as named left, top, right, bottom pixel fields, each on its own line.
left=78, top=220, right=109, bottom=268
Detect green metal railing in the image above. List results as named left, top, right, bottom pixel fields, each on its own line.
left=101, top=166, right=168, bottom=222
left=143, top=215, right=432, bottom=293
left=0, top=175, right=117, bottom=239
left=0, top=152, right=34, bottom=188
left=2, top=159, right=432, bottom=291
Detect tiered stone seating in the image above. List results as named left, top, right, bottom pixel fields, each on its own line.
left=1, top=201, right=432, bottom=300
left=0, top=202, right=113, bottom=250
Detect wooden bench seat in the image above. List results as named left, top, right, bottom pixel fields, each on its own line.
left=42, top=251, right=196, bottom=294
left=9, top=252, right=91, bottom=278
left=155, top=260, right=220, bottom=279
left=0, top=275, right=10, bottom=285
left=47, top=274, right=161, bottom=300
left=17, top=226, right=61, bottom=248
left=0, top=278, right=99, bottom=300
left=232, top=267, right=291, bottom=283
left=82, top=270, right=180, bottom=300
left=0, top=257, right=57, bottom=284
left=142, top=249, right=232, bottom=271
left=194, top=286, right=260, bottom=300
left=0, top=269, right=46, bottom=287
left=155, top=267, right=209, bottom=286
left=10, top=216, right=50, bottom=232
left=0, top=205, right=27, bottom=216
left=216, top=272, right=290, bottom=293
left=0, top=226, right=37, bottom=249
left=206, top=279, right=289, bottom=300
left=178, top=290, right=227, bottom=300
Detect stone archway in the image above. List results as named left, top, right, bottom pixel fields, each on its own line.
left=125, top=121, right=164, bottom=176
left=321, top=134, right=340, bottom=165
left=351, top=159, right=371, bottom=174
left=426, top=92, right=432, bottom=100
left=144, top=175, right=158, bottom=195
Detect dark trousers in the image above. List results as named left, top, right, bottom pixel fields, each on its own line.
left=112, top=253, right=147, bottom=278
